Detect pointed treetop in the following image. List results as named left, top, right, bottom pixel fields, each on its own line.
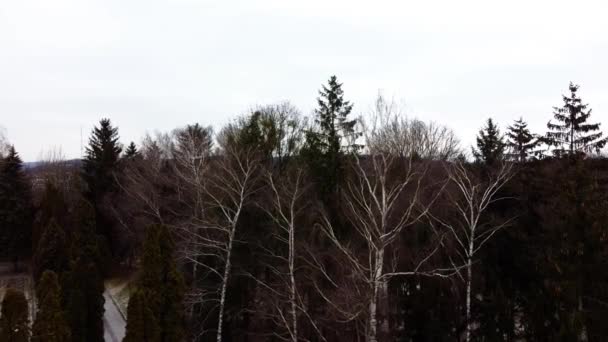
left=545, top=82, right=607, bottom=157
left=84, top=118, right=122, bottom=162
left=472, top=118, right=505, bottom=165
left=124, top=142, right=139, bottom=158
left=506, top=117, right=540, bottom=162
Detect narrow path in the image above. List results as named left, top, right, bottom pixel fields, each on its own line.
left=103, top=291, right=126, bottom=342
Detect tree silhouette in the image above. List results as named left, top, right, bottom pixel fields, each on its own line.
left=545, top=82, right=607, bottom=156
left=82, top=118, right=122, bottom=248
left=472, top=118, right=505, bottom=165
left=303, top=75, right=360, bottom=196
left=506, top=117, right=540, bottom=162
left=124, top=142, right=139, bottom=159
left=0, top=146, right=33, bottom=270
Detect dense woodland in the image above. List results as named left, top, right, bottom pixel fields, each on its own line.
left=0, top=78, right=608, bottom=341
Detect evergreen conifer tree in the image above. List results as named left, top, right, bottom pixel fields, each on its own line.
left=82, top=118, right=122, bottom=198
left=124, top=224, right=185, bottom=342
left=545, top=82, right=608, bottom=156
left=302, top=75, right=360, bottom=196
left=0, top=289, right=30, bottom=342
left=63, top=256, right=104, bottom=342
left=33, top=182, right=69, bottom=251
left=63, top=200, right=107, bottom=342
left=156, top=225, right=185, bottom=342
left=31, top=271, right=71, bottom=342
left=124, top=142, right=139, bottom=159
left=0, top=146, right=33, bottom=270
left=81, top=118, right=122, bottom=246
left=123, top=290, right=160, bottom=342
left=506, top=117, right=539, bottom=162
left=472, top=118, right=505, bottom=165
left=33, top=219, right=70, bottom=282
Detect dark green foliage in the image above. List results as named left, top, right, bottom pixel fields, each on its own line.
left=0, top=289, right=30, bottom=342
left=302, top=75, right=360, bottom=196
left=124, top=290, right=160, bottom=342
left=125, top=224, right=185, bottom=342
left=236, top=111, right=279, bottom=158
left=472, top=118, right=505, bottom=165
left=63, top=256, right=105, bottom=342
left=33, top=219, right=70, bottom=282
left=81, top=118, right=122, bottom=249
left=71, top=200, right=111, bottom=275
left=0, top=146, right=33, bottom=269
left=31, top=271, right=71, bottom=342
left=33, top=182, right=69, bottom=251
left=506, top=117, right=540, bottom=162
left=220, top=104, right=303, bottom=170
left=535, top=159, right=608, bottom=340
left=545, top=82, right=608, bottom=156
left=62, top=200, right=107, bottom=342
left=82, top=118, right=122, bottom=198
left=124, top=141, right=139, bottom=159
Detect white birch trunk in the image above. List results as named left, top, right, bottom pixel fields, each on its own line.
left=216, top=223, right=237, bottom=342
left=368, top=249, right=384, bottom=342
left=288, top=216, right=298, bottom=342
left=465, top=255, right=473, bottom=342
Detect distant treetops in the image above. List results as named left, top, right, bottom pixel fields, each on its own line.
left=473, top=82, right=606, bottom=164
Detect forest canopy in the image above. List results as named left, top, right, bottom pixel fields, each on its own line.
left=1, top=79, right=607, bottom=341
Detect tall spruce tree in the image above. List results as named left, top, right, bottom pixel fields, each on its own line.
left=0, top=146, right=33, bottom=270
left=82, top=118, right=122, bottom=198
left=545, top=82, right=608, bottom=156
left=302, top=75, right=360, bottom=196
left=506, top=117, right=539, bottom=162
left=124, top=224, right=185, bottom=342
left=82, top=118, right=122, bottom=246
left=472, top=118, right=505, bottom=165
left=0, top=289, right=30, bottom=342
left=31, top=271, right=71, bottom=342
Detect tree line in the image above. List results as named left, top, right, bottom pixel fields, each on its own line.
left=0, top=78, right=607, bottom=341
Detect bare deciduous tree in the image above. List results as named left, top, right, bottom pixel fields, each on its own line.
left=366, top=93, right=462, bottom=160
left=429, top=161, right=514, bottom=342
left=316, top=151, right=456, bottom=342
left=176, top=129, right=260, bottom=341
left=306, top=106, right=458, bottom=341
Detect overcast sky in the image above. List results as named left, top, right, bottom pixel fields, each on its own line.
left=2, top=0, right=608, bottom=161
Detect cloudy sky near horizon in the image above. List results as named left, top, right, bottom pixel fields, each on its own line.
left=2, top=0, right=608, bottom=161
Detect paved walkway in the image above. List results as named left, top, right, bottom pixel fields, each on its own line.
left=103, top=291, right=126, bottom=342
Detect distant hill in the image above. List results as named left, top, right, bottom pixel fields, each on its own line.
left=23, top=159, right=82, bottom=170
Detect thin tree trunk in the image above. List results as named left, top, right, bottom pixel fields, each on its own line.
left=465, top=248, right=473, bottom=342
left=378, top=279, right=389, bottom=339
left=216, top=224, right=237, bottom=342
left=288, top=218, right=298, bottom=342
left=368, top=249, right=384, bottom=342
